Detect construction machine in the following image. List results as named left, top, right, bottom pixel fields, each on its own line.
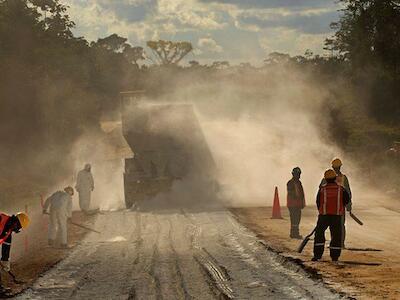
left=120, top=91, right=217, bottom=208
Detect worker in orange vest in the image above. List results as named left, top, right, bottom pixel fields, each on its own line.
left=286, top=167, right=306, bottom=239
left=0, top=212, right=30, bottom=294
left=320, top=158, right=352, bottom=248
left=313, top=169, right=351, bottom=262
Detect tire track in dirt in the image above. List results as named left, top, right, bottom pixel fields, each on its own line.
left=181, top=210, right=235, bottom=299
left=16, top=209, right=343, bottom=300
left=127, top=213, right=160, bottom=300
left=167, top=218, right=192, bottom=300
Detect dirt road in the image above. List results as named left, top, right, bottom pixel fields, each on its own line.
left=232, top=206, right=400, bottom=299
left=16, top=209, right=341, bottom=299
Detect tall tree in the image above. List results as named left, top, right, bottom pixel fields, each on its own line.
left=146, top=40, right=193, bottom=65
left=326, top=0, right=400, bottom=75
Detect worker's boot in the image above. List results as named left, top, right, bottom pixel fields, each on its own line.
left=59, top=244, right=70, bottom=249
left=311, top=257, right=320, bottom=262
left=0, top=285, right=12, bottom=298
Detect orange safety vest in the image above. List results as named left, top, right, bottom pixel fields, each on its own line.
left=0, top=213, right=10, bottom=235
left=287, top=179, right=305, bottom=208
left=336, top=174, right=344, bottom=186
left=0, top=213, right=12, bottom=245
left=318, top=183, right=345, bottom=216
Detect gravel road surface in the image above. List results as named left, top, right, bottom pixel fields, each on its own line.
left=16, top=209, right=341, bottom=299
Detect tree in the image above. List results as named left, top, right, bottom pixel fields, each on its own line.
left=146, top=40, right=193, bottom=65
left=326, top=0, right=400, bottom=75
left=123, top=45, right=146, bottom=67
left=92, top=33, right=128, bottom=53
left=264, top=52, right=291, bottom=65
left=210, top=61, right=230, bottom=70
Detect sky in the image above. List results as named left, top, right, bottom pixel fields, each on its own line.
left=64, top=0, right=342, bottom=65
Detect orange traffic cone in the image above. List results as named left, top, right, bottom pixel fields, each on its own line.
left=271, top=186, right=283, bottom=219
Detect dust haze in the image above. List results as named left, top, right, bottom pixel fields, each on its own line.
left=40, top=64, right=382, bottom=211
left=149, top=64, right=354, bottom=208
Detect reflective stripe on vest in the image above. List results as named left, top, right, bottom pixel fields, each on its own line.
left=319, top=184, right=344, bottom=215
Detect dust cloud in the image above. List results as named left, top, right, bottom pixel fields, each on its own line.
left=68, top=125, right=129, bottom=211
left=155, top=65, right=361, bottom=207
left=63, top=65, right=378, bottom=211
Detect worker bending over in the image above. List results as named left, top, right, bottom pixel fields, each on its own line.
left=43, top=186, right=73, bottom=248
left=0, top=212, right=29, bottom=293
left=313, top=169, right=351, bottom=262
left=286, top=167, right=306, bottom=239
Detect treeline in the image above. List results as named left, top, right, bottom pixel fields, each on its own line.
left=1, top=0, right=400, bottom=188
left=0, top=0, right=142, bottom=180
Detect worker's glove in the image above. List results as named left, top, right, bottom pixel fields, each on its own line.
left=1, top=260, right=10, bottom=272
left=346, top=203, right=352, bottom=212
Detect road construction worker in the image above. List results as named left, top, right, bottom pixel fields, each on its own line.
left=313, top=169, right=351, bottom=262
left=320, top=158, right=352, bottom=247
left=0, top=212, right=29, bottom=295
left=43, top=186, right=73, bottom=248
left=286, top=167, right=306, bottom=239
left=75, top=163, right=94, bottom=214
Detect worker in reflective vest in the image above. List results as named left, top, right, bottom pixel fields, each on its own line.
left=286, top=167, right=306, bottom=239
left=312, top=169, right=351, bottom=262
left=0, top=212, right=29, bottom=293
left=320, top=158, right=352, bottom=247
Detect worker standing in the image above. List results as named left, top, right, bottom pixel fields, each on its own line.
left=0, top=212, right=29, bottom=294
left=286, top=167, right=306, bottom=239
left=43, top=186, right=73, bottom=248
left=313, top=169, right=351, bottom=262
left=75, top=163, right=94, bottom=214
left=320, top=158, right=352, bottom=248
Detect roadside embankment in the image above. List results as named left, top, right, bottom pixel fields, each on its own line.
left=1, top=206, right=96, bottom=297
left=231, top=206, right=400, bottom=300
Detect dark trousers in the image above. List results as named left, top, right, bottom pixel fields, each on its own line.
left=288, top=207, right=301, bottom=237
left=313, top=215, right=342, bottom=260
left=341, top=214, right=346, bottom=247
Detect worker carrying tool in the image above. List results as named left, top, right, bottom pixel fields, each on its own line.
left=313, top=169, right=351, bottom=262
left=43, top=186, right=73, bottom=248
left=75, top=163, right=94, bottom=214
left=0, top=212, right=29, bottom=294
left=320, top=158, right=352, bottom=248
left=286, top=167, right=306, bottom=239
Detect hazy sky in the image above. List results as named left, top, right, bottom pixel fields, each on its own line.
left=64, top=0, right=341, bottom=64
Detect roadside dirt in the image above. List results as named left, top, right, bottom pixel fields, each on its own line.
left=231, top=206, right=400, bottom=300
left=1, top=211, right=96, bottom=297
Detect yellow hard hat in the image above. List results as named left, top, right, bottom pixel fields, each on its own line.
left=331, top=158, right=342, bottom=168
left=324, top=169, right=337, bottom=180
left=16, top=212, right=30, bottom=229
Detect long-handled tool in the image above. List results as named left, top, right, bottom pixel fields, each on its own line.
left=7, top=271, right=25, bottom=284
left=349, top=212, right=363, bottom=225
left=43, top=212, right=100, bottom=234
left=68, top=220, right=101, bottom=234
left=297, top=226, right=316, bottom=253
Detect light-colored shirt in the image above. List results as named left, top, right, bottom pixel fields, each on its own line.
left=75, top=170, right=94, bottom=192
left=43, top=191, right=72, bottom=217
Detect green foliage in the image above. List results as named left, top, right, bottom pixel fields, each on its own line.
left=0, top=0, right=141, bottom=179
left=326, top=0, right=400, bottom=74
left=146, top=40, right=193, bottom=65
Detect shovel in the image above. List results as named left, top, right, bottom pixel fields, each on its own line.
left=43, top=212, right=100, bottom=234
left=297, top=227, right=316, bottom=253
